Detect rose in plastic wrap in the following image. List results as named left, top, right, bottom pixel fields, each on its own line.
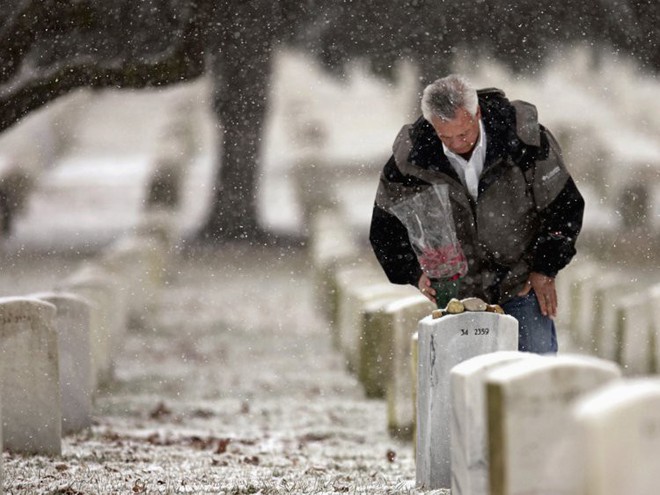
left=389, top=184, right=468, bottom=308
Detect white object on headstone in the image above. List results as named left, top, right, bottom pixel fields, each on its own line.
left=450, top=351, right=541, bottom=495
left=33, top=292, right=93, bottom=434
left=486, top=354, right=621, bottom=495
left=573, top=378, right=660, bottom=495
left=616, top=291, right=654, bottom=376
left=416, top=312, right=519, bottom=490
left=0, top=297, right=61, bottom=456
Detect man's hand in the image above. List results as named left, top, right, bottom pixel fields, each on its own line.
left=418, top=273, right=436, bottom=303
left=518, top=272, right=557, bottom=318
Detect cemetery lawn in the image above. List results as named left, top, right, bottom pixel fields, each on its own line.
left=2, top=244, right=449, bottom=495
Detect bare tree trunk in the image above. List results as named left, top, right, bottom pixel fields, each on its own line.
left=197, top=15, right=275, bottom=243
left=198, top=58, right=270, bottom=242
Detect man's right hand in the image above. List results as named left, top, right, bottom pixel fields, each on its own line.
left=418, top=273, right=436, bottom=303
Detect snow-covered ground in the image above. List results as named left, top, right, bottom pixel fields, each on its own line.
left=0, top=48, right=658, bottom=494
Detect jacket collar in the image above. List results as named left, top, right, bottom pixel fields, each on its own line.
left=406, top=94, right=516, bottom=176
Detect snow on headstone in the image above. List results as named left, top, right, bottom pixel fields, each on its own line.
left=33, top=292, right=93, bottom=434
left=450, top=351, right=541, bottom=495
left=416, top=312, right=519, bottom=490
left=486, top=354, right=621, bottom=495
left=0, top=297, right=61, bottom=456
left=573, top=378, right=660, bottom=495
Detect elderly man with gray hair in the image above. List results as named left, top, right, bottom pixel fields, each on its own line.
left=369, top=74, right=584, bottom=353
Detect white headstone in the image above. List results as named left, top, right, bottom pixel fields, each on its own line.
left=651, top=284, right=660, bottom=373
left=416, top=312, right=519, bottom=489
left=33, top=292, right=93, bottom=434
left=573, top=272, right=621, bottom=348
left=331, top=264, right=385, bottom=349
left=590, top=274, right=635, bottom=359
left=616, top=292, right=654, bottom=376
left=555, top=261, right=598, bottom=335
left=0, top=297, right=61, bottom=456
left=450, top=351, right=541, bottom=495
left=62, top=263, right=127, bottom=385
left=336, top=276, right=413, bottom=372
left=0, top=372, right=3, bottom=493
left=486, top=354, right=621, bottom=495
left=101, top=236, right=159, bottom=324
left=385, top=295, right=435, bottom=439
left=573, top=378, right=660, bottom=495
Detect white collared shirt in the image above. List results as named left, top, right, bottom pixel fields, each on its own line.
left=442, top=119, right=487, bottom=201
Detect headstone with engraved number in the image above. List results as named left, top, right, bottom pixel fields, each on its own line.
left=416, top=312, right=518, bottom=489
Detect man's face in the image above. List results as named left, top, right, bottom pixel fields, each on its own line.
left=430, top=106, right=481, bottom=155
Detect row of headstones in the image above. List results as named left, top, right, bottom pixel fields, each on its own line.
left=417, top=311, right=660, bottom=494
left=556, top=259, right=660, bottom=375
left=0, top=209, right=173, bottom=495
left=308, top=209, right=435, bottom=439
left=308, top=214, right=660, bottom=493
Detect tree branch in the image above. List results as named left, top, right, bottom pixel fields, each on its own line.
left=0, top=31, right=206, bottom=133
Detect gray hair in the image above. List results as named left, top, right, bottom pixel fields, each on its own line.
left=421, top=74, right=478, bottom=121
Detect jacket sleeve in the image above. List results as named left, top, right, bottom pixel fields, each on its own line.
left=529, top=128, right=585, bottom=277
left=369, top=155, right=423, bottom=287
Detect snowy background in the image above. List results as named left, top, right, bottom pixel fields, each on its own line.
left=0, top=47, right=658, bottom=494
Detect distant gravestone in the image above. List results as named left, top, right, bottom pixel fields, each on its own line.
left=336, top=278, right=412, bottom=372
left=62, top=263, right=127, bottom=386
left=486, top=355, right=621, bottom=495
left=573, top=378, right=660, bottom=495
left=561, top=262, right=599, bottom=337
left=384, top=296, right=435, bottom=439
left=359, top=294, right=433, bottom=400
left=450, top=351, right=541, bottom=495
left=331, top=264, right=385, bottom=350
left=616, top=292, right=654, bottom=375
left=101, top=236, right=158, bottom=325
left=416, top=312, right=519, bottom=489
left=590, top=274, right=635, bottom=359
left=34, top=292, right=93, bottom=434
left=0, top=297, right=61, bottom=456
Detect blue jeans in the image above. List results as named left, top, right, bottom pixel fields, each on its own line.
left=501, top=290, right=558, bottom=354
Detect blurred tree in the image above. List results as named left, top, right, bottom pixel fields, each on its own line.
left=0, top=0, right=657, bottom=243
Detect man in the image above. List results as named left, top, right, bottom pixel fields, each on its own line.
left=369, top=74, right=584, bottom=353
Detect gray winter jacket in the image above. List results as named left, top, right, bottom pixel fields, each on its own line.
left=369, top=89, right=585, bottom=304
